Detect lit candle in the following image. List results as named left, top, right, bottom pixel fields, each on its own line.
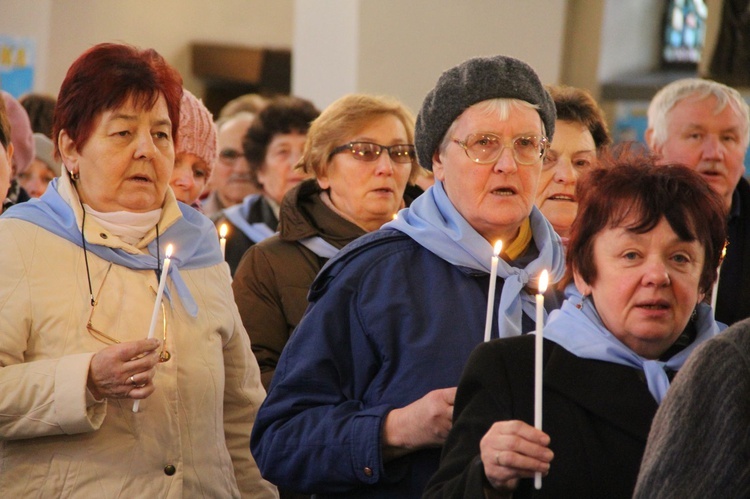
left=710, top=244, right=727, bottom=318
left=534, top=269, right=549, bottom=490
left=483, top=241, right=503, bottom=342
left=219, top=224, right=228, bottom=259
left=133, top=244, right=173, bottom=413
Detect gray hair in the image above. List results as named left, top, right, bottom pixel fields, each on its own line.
left=647, top=78, right=750, bottom=148
left=438, top=98, right=544, bottom=155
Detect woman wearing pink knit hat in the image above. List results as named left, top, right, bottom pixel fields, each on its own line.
left=169, top=89, right=217, bottom=208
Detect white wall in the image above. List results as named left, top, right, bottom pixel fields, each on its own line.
left=357, top=0, right=567, bottom=114
left=293, top=0, right=567, bottom=113
left=598, top=0, right=663, bottom=81
left=5, top=0, right=566, bottom=115
left=292, top=0, right=360, bottom=107
left=1, top=0, right=294, bottom=96
left=2, top=0, right=54, bottom=94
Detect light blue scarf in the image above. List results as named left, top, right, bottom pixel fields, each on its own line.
left=223, top=194, right=276, bottom=243
left=384, top=180, right=565, bottom=338
left=2, top=178, right=223, bottom=317
left=544, top=283, right=724, bottom=403
left=298, top=236, right=340, bottom=259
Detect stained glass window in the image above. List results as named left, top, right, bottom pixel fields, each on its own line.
left=662, top=0, right=708, bottom=66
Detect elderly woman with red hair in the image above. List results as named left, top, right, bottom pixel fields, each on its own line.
left=0, top=43, right=276, bottom=497
left=425, top=152, right=727, bottom=498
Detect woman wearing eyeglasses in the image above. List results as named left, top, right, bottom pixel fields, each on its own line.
left=218, top=96, right=320, bottom=275
left=0, top=43, right=277, bottom=498
left=250, top=56, right=566, bottom=498
left=232, top=93, right=421, bottom=393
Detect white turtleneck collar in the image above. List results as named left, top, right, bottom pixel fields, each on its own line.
left=83, top=204, right=162, bottom=246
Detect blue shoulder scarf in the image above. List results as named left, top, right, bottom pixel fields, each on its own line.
left=384, top=180, right=565, bottom=338
left=2, top=178, right=223, bottom=317
left=544, top=283, right=724, bottom=403
left=223, top=194, right=276, bottom=243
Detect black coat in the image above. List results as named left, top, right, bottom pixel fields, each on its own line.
left=715, top=177, right=750, bottom=326
left=423, top=336, right=658, bottom=499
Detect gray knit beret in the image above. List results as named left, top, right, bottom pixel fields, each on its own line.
left=415, top=55, right=556, bottom=170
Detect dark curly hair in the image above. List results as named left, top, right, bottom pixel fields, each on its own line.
left=545, top=84, right=611, bottom=150
left=242, top=96, right=319, bottom=188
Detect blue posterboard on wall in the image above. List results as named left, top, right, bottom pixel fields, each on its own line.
left=0, top=35, right=35, bottom=98
left=612, top=100, right=750, bottom=176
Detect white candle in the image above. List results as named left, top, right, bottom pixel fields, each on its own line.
left=534, top=269, right=549, bottom=490
left=133, top=244, right=173, bottom=413
left=219, top=224, right=228, bottom=259
left=483, top=241, right=503, bottom=342
left=710, top=245, right=727, bottom=318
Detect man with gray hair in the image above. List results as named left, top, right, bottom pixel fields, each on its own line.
left=646, top=78, right=750, bottom=326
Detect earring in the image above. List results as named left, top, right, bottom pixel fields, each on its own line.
left=691, top=307, right=698, bottom=321
left=70, top=170, right=79, bottom=181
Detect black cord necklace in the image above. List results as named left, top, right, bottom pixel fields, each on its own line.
left=77, top=191, right=170, bottom=361
left=81, top=202, right=162, bottom=306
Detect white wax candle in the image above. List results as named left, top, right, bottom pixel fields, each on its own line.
left=483, top=241, right=503, bottom=342
left=710, top=245, right=726, bottom=319
left=534, top=269, right=549, bottom=490
left=133, top=244, right=173, bottom=413
left=710, top=264, right=721, bottom=317
left=219, top=224, right=228, bottom=259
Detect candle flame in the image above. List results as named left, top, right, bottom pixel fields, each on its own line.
left=493, top=240, right=503, bottom=257
left=166, top=244, right=174, bottom=259
left=219, top=224, right=228, bottom=238
left=538, top=269, right=549, bottom=294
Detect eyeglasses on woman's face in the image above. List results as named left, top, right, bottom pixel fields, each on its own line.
left=452, top=132, right=548, bottom=165
left=329, top=142, right=416, bottom=164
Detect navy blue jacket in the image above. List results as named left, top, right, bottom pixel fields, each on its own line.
left=251, top=229, right=542, bottom=498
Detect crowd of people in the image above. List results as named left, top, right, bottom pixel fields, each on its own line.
left=0, top=41, right=748, bottom=498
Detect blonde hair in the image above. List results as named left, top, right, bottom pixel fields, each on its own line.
left=297, top=94, right=421, bottom=182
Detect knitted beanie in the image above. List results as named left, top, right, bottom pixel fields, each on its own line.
left=1, top=91, right=35, bottom=175
left=33, top=132, right=60, bottom=176
left=177, top=89, right=218, bottom=180
left=415, top=55, right=556, bottom=170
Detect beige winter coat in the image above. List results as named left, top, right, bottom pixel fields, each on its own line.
left=0, top=175, right=278, bottom=498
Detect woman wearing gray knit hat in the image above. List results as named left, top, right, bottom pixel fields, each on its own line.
left=251, top=54, right=565, bottom=498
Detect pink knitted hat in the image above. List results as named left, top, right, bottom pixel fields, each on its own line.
left=177, top=89, right=218, bottom=180
left=1, top=91, right=35, bottom=175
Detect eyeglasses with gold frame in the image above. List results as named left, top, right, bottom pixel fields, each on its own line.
left=86, top=264, right=171, bottom=362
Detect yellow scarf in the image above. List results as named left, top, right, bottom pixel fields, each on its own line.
left=503, top=218, right=531, bottom=261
